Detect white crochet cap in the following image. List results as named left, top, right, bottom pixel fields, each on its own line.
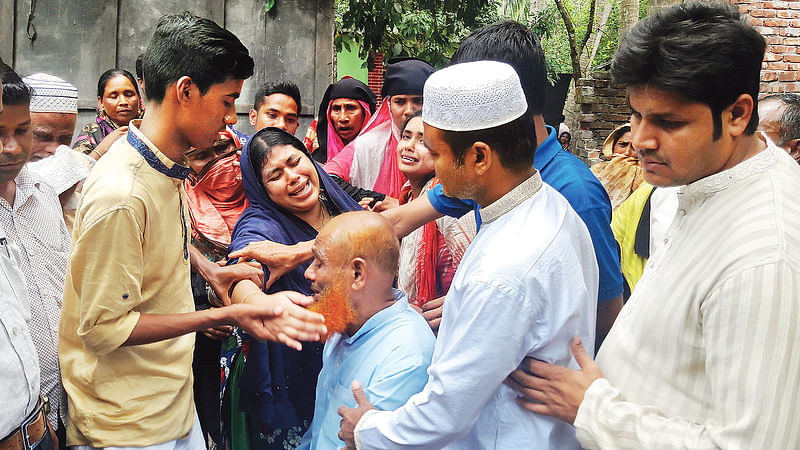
left=422, top=60, right=527, bottom=132
left=23, top=73, right=79, bottom=114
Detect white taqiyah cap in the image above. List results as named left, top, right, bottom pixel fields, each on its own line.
left=422, top=60, right=527, bottom=132
left=22, top=73, right=79, bottom=114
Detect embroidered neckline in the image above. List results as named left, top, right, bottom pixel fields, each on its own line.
left=126, top=130, right=190, bottom=181
left=480, top=171, right=543, bottom=224
left=679, top=144, right=777, bottom=204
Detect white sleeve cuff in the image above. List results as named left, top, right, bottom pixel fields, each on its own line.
left=354, top=409, right=384, bottom=450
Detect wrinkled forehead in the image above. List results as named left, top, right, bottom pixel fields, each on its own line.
left=758, top=99, right=785, bottom=122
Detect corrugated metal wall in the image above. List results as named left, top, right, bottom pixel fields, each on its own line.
left=0, top=0, right=334, bottom=137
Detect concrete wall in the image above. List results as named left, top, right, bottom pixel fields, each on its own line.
left=1, top=0, right=334, bottom=138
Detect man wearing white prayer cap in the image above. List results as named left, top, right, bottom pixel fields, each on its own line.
left=24, top=73, right=91, bottom=231
left=22, top=72, right=79, bottom=162
left=338, top=60, right=597, bottom=449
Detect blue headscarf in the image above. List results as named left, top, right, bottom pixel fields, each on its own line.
left=226, top=127, right=360, bottom=430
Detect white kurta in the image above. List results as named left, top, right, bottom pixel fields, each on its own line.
left=355, top=172, right=598, bottom=449
left=576, top=145, right=800, bottom=449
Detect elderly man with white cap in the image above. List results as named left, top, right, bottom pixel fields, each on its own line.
left=337, top=60, right=597, bottom=449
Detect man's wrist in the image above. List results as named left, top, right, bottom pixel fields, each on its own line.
left=353, top=409, right=381, bottom=450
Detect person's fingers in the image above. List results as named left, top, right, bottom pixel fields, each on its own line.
left=516, top=397, right=552, bottom=415
left=427, top=318, right=441, bottom=330
left=351, top=380, right=370, bottom=407
left=283, top=291, right=316, bottom=308
left=410, top=304, right=423, bottom=314
left=421, top=297, right=444, bottom=312
left=227, top=247, right=250, bottom=259
left=570, top=335, right=595, bottom=370
left=276, top=332, right=303, bottom=351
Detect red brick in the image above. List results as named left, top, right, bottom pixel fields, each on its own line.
left=766, top=61, right=789, bottom=70
left=764, top=1, right=789, bottom=9
left=786, top=28, right=800, bottom=36
left=761, top=71, right=779, bottom=81
left=765, top=36, right=784, bottom=45
left=763, top=52, right=783, bottom=62
left=764, top=18, right=790, bottom=27
left=785, top=37, right=800, bottom=45
left=778, top=71, right=797, bottom=82
left=749, top=17, right=765, bottom=25
left=776, top=10, right=799, bottom=18
left=758, top=26, right=776, bottom=35
left=750, top=8, right=777, bottom=17
left=771, top=45, right=789, bottom=53
left=785, top=54, right=800, bottom=63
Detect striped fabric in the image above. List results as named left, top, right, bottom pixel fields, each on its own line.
left=575, top=144, right=800, bottom=449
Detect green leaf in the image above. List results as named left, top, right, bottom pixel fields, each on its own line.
left=393, top=42, right=403, bottom=55
left=394, top=2, right=402, bottom=13
left=264, top=0, right=275, bottom=12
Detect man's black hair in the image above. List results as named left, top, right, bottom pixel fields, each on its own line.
left=0, top=63, right=32, bottom=106
left=135, top=54, right=144, bottom=81
left=440, top=113, right=536, bottom=173
left=97, top=68, right=140, bottom=99
left=450, top=21, right=547, bottom=116
left=142, top=12, right=254, bottom=103
left=762, top=93, right=800, bottom=147
left=611, top=2, right=765, bottom=139
left=253, top=81, right=301, bottom=112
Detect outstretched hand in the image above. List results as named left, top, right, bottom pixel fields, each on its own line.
left=504, top=336, right=603, bottom=424
left=338, top=381, right=376, bottom=450
left=232, top=290, right=326, bottom=350
left=228, top=240, right=308, bottom=289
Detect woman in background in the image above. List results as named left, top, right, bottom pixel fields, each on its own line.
left=72, top=68, right=142, bottom=159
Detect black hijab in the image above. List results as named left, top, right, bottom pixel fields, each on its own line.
left=313, top=78, right=377, bottom=163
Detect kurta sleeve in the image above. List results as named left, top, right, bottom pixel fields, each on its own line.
left=354, top=280, right=540, bottom=449
left=574, top=261, right=800, bottom=449
left=69, top=207, right=145, bottom=355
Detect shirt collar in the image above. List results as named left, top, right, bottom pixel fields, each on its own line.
left=7, top=167, right=42, bottom=209
left=678, top=143, right=778, bottom=207
left=127, top=120, right=191, bottom=180
left=533, top=125, right=561, bottom=171
left=479, top=170, right=543, bottom=225
left=344, top=289, right=409, bottom=344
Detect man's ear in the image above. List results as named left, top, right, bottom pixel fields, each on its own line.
left=351, top=258, right=367, bottom=290
left=249, top=109, right=258, bottom=127
left=787, top=139, right=800, bottom=164
left=727, top=93, right=755, bottom=137
left=174, top=76, right=195, bottom=107
left=470, top=141, right=492, bottom=176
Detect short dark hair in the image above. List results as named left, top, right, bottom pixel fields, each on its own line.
left=612, top=2, right=765, bottom=139
left=451, top=21, right=547, bottom=115
left=253, top=81, right=301, bottom=112
left=0, top=63, right=32, bottom=106
left=762, top=93, right=800, bottom=147
left=97, top=68, right=140, bottom=99
left=440, top=113, right=536, bottom=172
left=249, top=126, right=309, bottom=176
left=142, top=12, right=254, bottom=103
left=135, top=54, right=144, bottom=81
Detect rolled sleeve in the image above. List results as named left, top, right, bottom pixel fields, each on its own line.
left=70, top=207, right=145, bottom=355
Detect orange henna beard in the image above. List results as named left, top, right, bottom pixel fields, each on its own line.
left=309, top=278, right=356, bottom=337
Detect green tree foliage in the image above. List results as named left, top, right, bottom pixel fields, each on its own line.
left=335, top=0, right=499, bottom=69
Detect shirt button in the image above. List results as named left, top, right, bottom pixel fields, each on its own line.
left=663, top=237, right=668, bottom=244
left=678, top=209, right=686, bottom=216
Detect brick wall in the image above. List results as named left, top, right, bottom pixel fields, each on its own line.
left=566, top=0, right=798, bottom=162
left=569, top=72, right=631, bottom=162
left=730, top=0, right=800, bottom=93
left=367, top=52, right=385, bottom=104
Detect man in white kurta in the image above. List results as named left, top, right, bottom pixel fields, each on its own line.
left=506, top=3, right=800, bottom=449
left=338, top=61, right=598, bottom=449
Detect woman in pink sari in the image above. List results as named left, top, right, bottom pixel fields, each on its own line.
left=324, top=58, right=434, bottom=200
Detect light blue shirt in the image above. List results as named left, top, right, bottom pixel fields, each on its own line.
left=355, top=172, right=598, bottom=449
left=297, top=290, right=435, bottom=450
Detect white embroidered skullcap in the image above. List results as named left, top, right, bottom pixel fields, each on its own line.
left=422, top=60, right=527, bottom=132
left=23, top=73, right=79, bottom=114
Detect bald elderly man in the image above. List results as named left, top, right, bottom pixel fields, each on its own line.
left=297, top=211, right=435, bottom=450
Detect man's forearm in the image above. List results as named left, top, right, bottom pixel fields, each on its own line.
left=123, top=307, right=234, bottom=346
left=381, top=194, right=442, bottom=239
